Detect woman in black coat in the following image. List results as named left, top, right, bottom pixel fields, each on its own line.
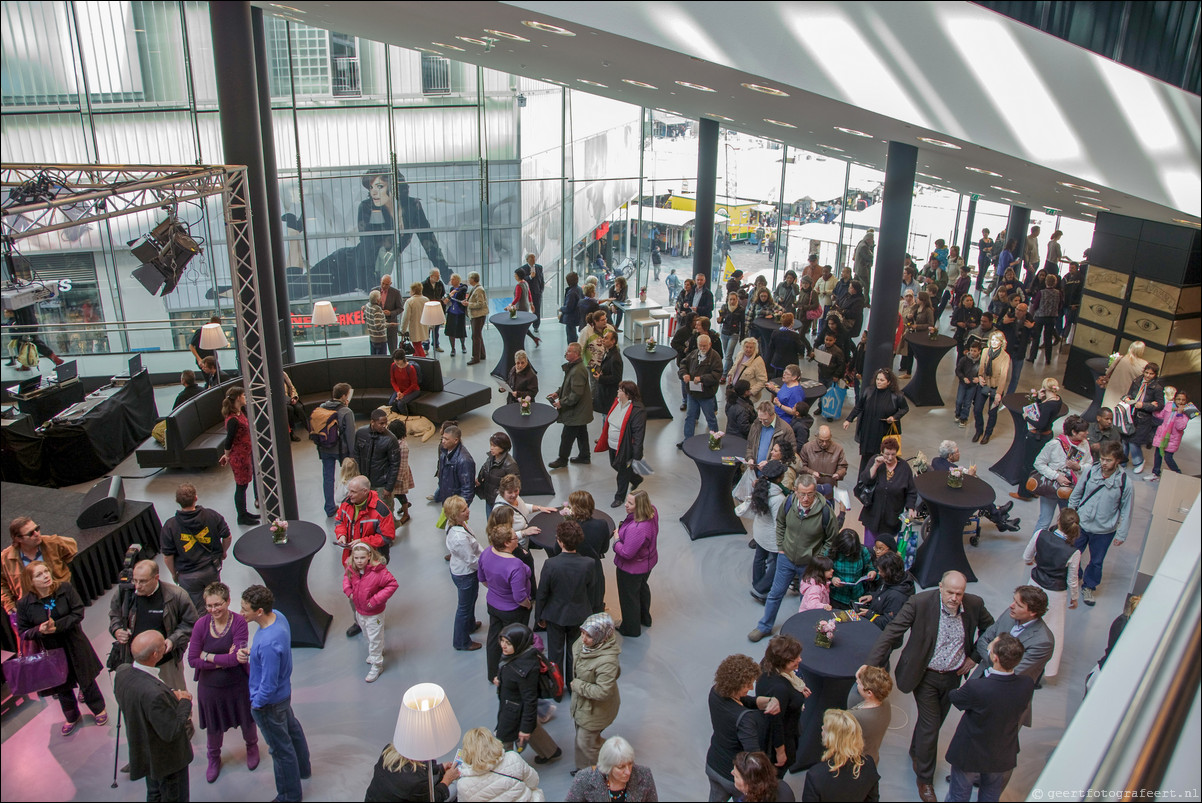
left=505, top=350, right=539, bottom=404
left=476, top=432, right=520, bottom=515
left=767, top=313, right=807, bottom=377
left=756, top=635, right=810, bottom=778
left=856, top=436, right=918, bottom=550
left=561, top=272, right=584, bottom=340
left=592, top=332, right=624, bottom=414
left=1121, top=362, right=1165, bottom=471
left=844, top=369, right=909, bottom=473
left=855, top=551, right=915, bottom=630
left=596, top=381, right=646, bottom=508
left=15, top=563, right=107, bottom=734
left=364, top=743, right=459, bottom=802
left=495, top=623, right=562, bottom=762
left=835, top=280, right=866, bottom=337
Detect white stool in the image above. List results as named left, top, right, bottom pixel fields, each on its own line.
left=633, top=318, right=659, bottom=343
left=649, top=309, right=672, bottom=343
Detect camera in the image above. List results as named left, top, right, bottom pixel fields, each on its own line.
left=116, top=543, right=142, bottom=589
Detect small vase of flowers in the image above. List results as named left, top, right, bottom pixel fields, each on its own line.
left=508, top=307, right=517, bottom=319
left=270, top=519, right=288, bottom=545
left=520, top=397, right=532, bottom=416
left=645, top=336, right=657, bottom=353
left=815, top=618, right=837, bottom=648
left=708, top=430, right=725, bottom=451
left=947, top=466, right=964, bottom=489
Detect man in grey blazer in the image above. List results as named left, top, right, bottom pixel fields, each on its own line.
left=973, top=585, right=1054, bottom=727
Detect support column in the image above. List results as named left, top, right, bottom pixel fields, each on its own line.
left=693, top=117, right=718, bottom=284
left=961, top=196, right=977, bottom=271
left=252, top=6, right=294, bottom=363
left=210, top=1, right=298, bottom=520
left=863, top=141, right=918, bottom=383
left=1007, top=205, right=1031, bottom=274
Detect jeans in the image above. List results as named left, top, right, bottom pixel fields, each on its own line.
left=1076, top=529, right=1116, bottom=591
left=615, top=568, right=652, bottom=637
left=321, top=455, right=339, bottom=516
left=972, top=386, right=1000, bottom=437
left=1034, top=494, right=1068, bottom=533
left=450, top=571, right=480, bottom=649
left=369, top=340, right=388, bottom=355
left=954, top=382, right=975, bottom=420
left=251, top=698, right=311, bottom=802
left=1153, top=449, right=1181, bottom=475
left=1123, top=439, right=1145, bottom=468
left=429, top=324, right=441, bottom=350
left=389, top=390, right=421, bottom=415
left=911, top=670, right=961, bottom=783
left=683, top=395, right=719, bottom=440
left=1006, top=355, right=1024, bottom=396
left=563, top=322, right=579, bottom=343
left=720, top=332, right=738, bottom=372
left=751, top=546, right=778, bottom=596
left=947, top=767, right=1013, bottom=802
left=755, top=555, right=807, bottom=634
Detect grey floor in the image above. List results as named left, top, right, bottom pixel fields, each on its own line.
left=2, top=281, right=1195, bottom=802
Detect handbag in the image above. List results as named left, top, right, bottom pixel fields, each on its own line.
left=885, top=420, right=902, bottom=454
left=854, top=478, right=876, bottom=507
left=1114, top=401, right=1135, bottom=436
left=3, top=637, right=69, bottom=696
left=805, top=307, right=822, bottom=321
left=1025, top=472, right=1072, bottom=499
left=818, top=384, right=847, bottom=420
left=399, top=333, right=416, bottom=356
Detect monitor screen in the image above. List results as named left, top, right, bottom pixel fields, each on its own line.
left=54, top=360, right=78, bottom=383
left=16, top=376, right=41, bottom=395
left=128, top=354, right=143, bottom=377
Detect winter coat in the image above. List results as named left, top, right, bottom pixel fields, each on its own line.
left=363, top=300, right=387, bottom=343
left=592, top=346, right=623, bottom=414
left=797, top=579, right=831, bottom=613
left=400, top=294, right=430, bottom=343
left=725, top=395, right=756, bottom=440
left=751, top=482, right=788, bottom=553
left=506, top=365, right=539, bottom=404
left=17, top=582, right=103, bottom=698
left=477, top=451, right=520, bottom=506
left=745, top=415, right=797, bottom=462
left=496, top=648, right=543, bottom=742
left=342, top=561, right=398, bottom=617
left=1, top=534, right=76, bottom=614
left=556, top=359, right=593, bottom=426
left=108, top=579, right=198, bottom=663
left=678, top=347, right=723, bottom=400
left=1124, top=377, right=1165, bottom=447
left=864, top=577, right=916, bottom=630
left=354, top=426, right=401, bottom=490
left=614, top=512, right=659, bottom=575
left=857, top=457, right=918, bottom=536
left=565, top=765, right=657, bottom=802
left=1154, top=405, right=1189, bottom=453
left=775, top=494, right=838, bottom=566
left=846, top=387, right=909, bottom=457
left=728, top=352, right=768, bottom=400
left=335, top=490, right=397, bottom=556
left=435, top=443, right=476, bottom=504
left=560, top=285, right=584, bottom=329
left=314, top=399, right=356, bottom=460
left=569, top=634, right=621, bottom=732
left=595, top=399, right=645, bottom=469
left=457, top=750, right=544, bottom=802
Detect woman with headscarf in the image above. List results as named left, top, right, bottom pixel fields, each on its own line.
left=570, top=613, right=622, bottom=773
left=844, top=368, right=909, bottom=474
left=495, top=622, right=562, bottom=764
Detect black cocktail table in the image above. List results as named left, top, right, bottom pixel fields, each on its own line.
left=490, top=311, right=537, bottom=380
left=910, top=471, right=995, bottom=588
left=798, top=379, right=828, bottom=401
left=1082, top=356, right=1110, bottom=423
left=492, top=402, right=558, bottom=497
left=989, top=393, right=1069, bottom=485
left=529, top=509, right=616, bottom=552
left=902, top=332, right=958, bottom=407
left=780, top=609, right=881, bottom=770
left=679, top=433, right=748, bottom=539
left=622, top=344, right=678, bottom=419
left=232, top=520, right=331, bottom=648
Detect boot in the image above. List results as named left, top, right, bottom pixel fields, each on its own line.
left=246, top=741, right=260, bottom=771
left=1000, top=517, right=1022, bottom=532
left=206, top=747, right=222, bottom=783
left=996, top=500, right=1014, bottom=516
left=50, top=353, right=64, bottom=366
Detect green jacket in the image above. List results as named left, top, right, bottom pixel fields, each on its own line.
left=556, top=358, right=593, bottom=426
left=774, top=494, right=838, bottom=566
left=569, top=635, right=621, bottom=731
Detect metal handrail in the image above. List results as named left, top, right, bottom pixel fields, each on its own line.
left=0, top=316, right=217, bottom=330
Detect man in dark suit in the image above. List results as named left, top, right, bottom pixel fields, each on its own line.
left=945, top=633, right=1035, bottom=802
left=375, top=273, right=404, bottom=354
left=522, top=254, right=545, bottom=332
left=973, top=585, right=1054, bottom=727
left=535, top=520, right=596, bottom=683
left=864, top=571, right=995, bottom=803
left=691, top=272, right=715, bottom=319
left=113, top=630, right=194, bottom=802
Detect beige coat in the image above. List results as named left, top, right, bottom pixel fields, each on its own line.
left=467, top=284, right=489, bottom=318
left=728, top=352, right=768, bottom=399
left=400, top=295, right=429, bottom=343
left=569, top=634, right=621, bottom=732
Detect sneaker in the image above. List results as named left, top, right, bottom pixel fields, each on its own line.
left=537, top=704, right=557, bottom=724
left=1147, top=474, right=1160, bottom=482
left=750, top=590, right=767, bottom=604
left=366, top=665, right=382, bottom=683
left=1082, top=587, right=1096, bottom=606
left=346, top=623, right=362, bottom=637
left=958, top=419, right=967, bottom=428
left=1133, top=463, right=1145, bottom=475
left=747, top=628, right=767, bottom=643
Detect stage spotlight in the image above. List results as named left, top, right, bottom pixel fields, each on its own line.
left=130, top=214, right=201, bottom=297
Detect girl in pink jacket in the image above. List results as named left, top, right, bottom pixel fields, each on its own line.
left=798, top=556, right=835, bottom=613
left=1150, top=389, right=1191, bottom=481
left=343, top=541, right=398, bottom=682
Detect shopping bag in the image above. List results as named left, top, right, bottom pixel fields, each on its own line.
left=732, top=467, right=756, bottom=502
left=3, top=639, right=68, bottom=696
left=885, top=421, right=902, bottom=454
left=631, top=459, right=654, bottom=477
left=818, top=384, right=848, bottom=420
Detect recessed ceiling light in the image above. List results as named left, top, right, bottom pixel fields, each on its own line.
left=1172, top=218, right=1200, bottom=227
left=1077, top=200, right=1109, bottom=210
left=432, top=42, right=466, bottom=52
left=916, top=172, right=941, bottom=180
left=484, top=29, right=529, bottom=42
left=522, top=20, right=576, bottom=36
left=415, top=47, right=442, bottom=54
left=834, top=126, right=873, bottom=138
left=705, top=113, right=734, bottom=122
left=1080, top=213, right=1095, bottom=218
left=675, top=80, right=716, bottom=92
left=577, top=78, right=608, bottom=88
left=816, top=144, right=845, bottom=152
left=917, top=136, right=961, bottom=149
left=1058, top=181, right=1098, bottom=192
left=456, top=36, right=489, bottom=46
left=991, top=185, right=1020, bottom=194
left=966, top=166, right=1002, bottom=177
left=655, top=108, right=682, bottom=116
left=540, top=77, right=568, bottom=86
left=741, top=82, right=789, bottom=97
left=622, top=79, right=658, bottom=89
left=764, top=118, right=796, bottom=128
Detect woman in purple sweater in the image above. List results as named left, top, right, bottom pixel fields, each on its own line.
left=478, top=516, right=533, bottom=683
left=613, top=489, right=659, bottom=638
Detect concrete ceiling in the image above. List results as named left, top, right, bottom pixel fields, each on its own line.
left=253, top=1, right=1202, bottom=230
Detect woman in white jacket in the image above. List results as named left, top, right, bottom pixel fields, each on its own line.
left=1030, top=415, right=1092, bottom=534
left=400, top=281, right=430, bottom=351
left=457, top=727, right=545, bottom=802
left=746, top=459, right=788, bottom=604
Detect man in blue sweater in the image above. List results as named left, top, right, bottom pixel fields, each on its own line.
left=238, top=585, right=311, bottom=802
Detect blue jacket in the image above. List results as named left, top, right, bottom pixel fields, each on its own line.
left=435, top=443, right=476, bottom=505
left=561, top=285, right=584, bottom=328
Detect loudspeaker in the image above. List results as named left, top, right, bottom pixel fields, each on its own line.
left=77, top=476, right=126, bottom=528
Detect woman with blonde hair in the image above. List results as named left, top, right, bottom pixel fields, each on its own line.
left=801, top=710, right=880, bottom=801
left=1101, top=341, right=1146, bottom=412
left=613, top=490, right=658, bottom=638
left=1023, top=506, right=1082, bottom=677
left=728, top=337, right=768, bottom=400
left=444, top=495, right=484, bottom=652
left=445, top=272, right=469, bottom=355
left=364, top=742, right=460, bottom=801
left=456, top=726, right=545, bottom=802
left=1012, top=377, right=1064, bottom=501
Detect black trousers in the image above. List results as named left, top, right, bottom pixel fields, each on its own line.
left=57, top=674, right=106, bottom=722
left=615, top=568, right=652, bottom=637
left=910, top=670, right=962, bottom=783
left=609, top=449, right=643, bottom=503
left=486, top=604, right=530, bottom=682
left=285, top=400, right=307, bottom=433
left=146, top=765, right=190, bottom=802
left=558, top=425, right=589, bottom=461
left=531, top=293, right=543, bottom=331
left=543, top=620, right=581, bottom=683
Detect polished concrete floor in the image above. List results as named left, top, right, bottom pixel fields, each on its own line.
left=1, top=299, right=1195, bottom=802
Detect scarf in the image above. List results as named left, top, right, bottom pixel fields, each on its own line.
left=580, top=613, right=615, bottom=652
left=780, top=668, right=809, bottom=694
left=983, top=345, right=1002, bottom=377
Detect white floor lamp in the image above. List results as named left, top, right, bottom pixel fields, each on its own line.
left=393, top=683, right=461, bottom=801
left=420, top=301, right=446, bottom=354
left=198, top=322, right=230, bottom=379
left=311, top=301, right=337, bottom=359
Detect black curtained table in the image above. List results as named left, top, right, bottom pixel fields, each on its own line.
left=233, top=520, right=331, bottom=648
left=780, top=609, right=881, bottom=771
left=492, top=402, right=557, bottom=497
left=622, top=344, right=678, bottom=420
left=0, top=481, right=162, bottom=652
left=910, top=471, right=995, bottom=587
left=529, top=509, right=615, bottom=552
left=989, top=393, right=1069, bottom=485
left=679, top=433, right=748, bottom=539
left=1081, top=357, right=1110, bottom=423
left=490, top=311, right=537, bottom=380
left=902, top=333, right=958, bottom=407
left=12, top=380, right=85, bottom=425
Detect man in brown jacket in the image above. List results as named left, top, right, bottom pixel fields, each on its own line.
left=798, top=424, right=848, bottom=498
left=2, top=516, right=77, bottom=613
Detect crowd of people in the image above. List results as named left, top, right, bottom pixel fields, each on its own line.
left=5, top=233, right=1192, bottom=803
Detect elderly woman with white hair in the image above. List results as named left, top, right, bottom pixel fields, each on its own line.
left=565, top=736, right=659, bottom=802
left=363, top=289, right=388, bottom=355
left=931, top=440, right=1021, bottom=532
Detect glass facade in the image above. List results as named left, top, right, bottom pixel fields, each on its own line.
left=2, top=1, right=1095, bottom=360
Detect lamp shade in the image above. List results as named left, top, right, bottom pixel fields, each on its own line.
left=311, top=301, right=338, bottom=326
left=198, top=323, right=230, bottom=350
left=420, top=301, right=446, bottom=327
left=392, top=683, right=461, bottom=762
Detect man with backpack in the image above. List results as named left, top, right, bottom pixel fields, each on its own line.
left=1068, top=440, right=1133, bottom=607
left=748, top=474, right=839, bottom=641
left=311, top=383, right=356, bottom=517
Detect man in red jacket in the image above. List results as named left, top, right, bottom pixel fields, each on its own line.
left=335, top=476, right=396, bottom=638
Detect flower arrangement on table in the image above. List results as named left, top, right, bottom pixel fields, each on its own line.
left=910, top=450, right=930, bottom=475
left=947, top=466, right=964, bottom=489
left=270, top=519, right=289, bottom=545
left=639, top=286, right=648, bottom=301
left=520, top=396, right=532, bottom=416
left=645, top=336, right=657, bottom=352
left=708, top=430, right=725, bottom=451
left=815, top=617, right=837, bottom=648
left=508, top=306, right=517, bottom=318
